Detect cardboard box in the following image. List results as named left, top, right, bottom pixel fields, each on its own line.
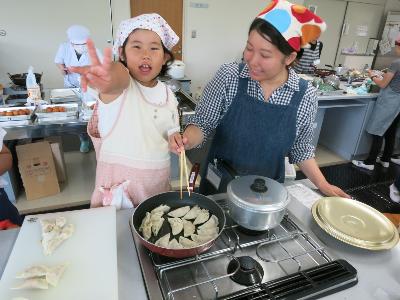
left=43, top=136, right=67, bottom=183
left=2, top=165, right=21, bottom=204
left=16, top=141, right=60, bottom=200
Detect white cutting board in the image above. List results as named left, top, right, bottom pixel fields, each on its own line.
left=0, top=206, right=118, bottom=300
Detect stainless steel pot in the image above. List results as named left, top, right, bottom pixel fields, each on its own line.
left=227, top=175, right=290, bottom=231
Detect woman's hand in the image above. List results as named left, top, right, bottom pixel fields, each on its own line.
left=68, top=39, right=115, bottom=93
left=318, top=181, right=351, bottom=198
left=168, top=132, right=188, bottom=155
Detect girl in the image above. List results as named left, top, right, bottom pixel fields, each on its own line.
left=169, top=0, right=349, bottom=198
left=70, top=14, right=180, bottom=208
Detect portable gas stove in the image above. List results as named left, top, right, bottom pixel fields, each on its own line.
left=130, top=196, right=358, bottom=300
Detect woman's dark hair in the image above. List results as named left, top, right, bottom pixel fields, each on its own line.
left=249, top=18, right=295, bottom=57
left=119, top=35, right=175, bottom=77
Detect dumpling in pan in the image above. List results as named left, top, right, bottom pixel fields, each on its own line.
left=183, top=219, right=195, bottom=237
left=179, top=236, right=197, bottom=248
left=168, top=218, right=183, bottom=235
left=168, top=238, right=184, bottom=249
left=198, top=215, right=219, bottom=230
left=11, top=278, right=49, bottom=290
left=168, top=206, right=190, bottom=218
left=191, top=233, right=217, bottom=244
left=139, top=212, right=152, bottom=240
left=155, top=233, right=170, bottom=248
left=183, top=205, right=201, bottom=220
left=193, top=209, right=210, bottom=225
left=197, top=226, right=219, bottom=237
left=151, top=212, right=164, bottom=236
left=151, top=204, right=170, bottom=215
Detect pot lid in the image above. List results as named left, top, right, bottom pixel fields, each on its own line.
left=312, top=197, right=399, bottom=250
left=227, top=175, right=289, bottom=212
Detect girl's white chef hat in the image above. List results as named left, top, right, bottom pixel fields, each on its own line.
left=67, top=25, right=90, bottom=45
left=113, top=13, right=179, bottom=54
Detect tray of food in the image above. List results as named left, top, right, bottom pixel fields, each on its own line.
left=80, top=101, right=95, bottom=121
left=50, top=88, right=80, bottom=103
left=36, top=103, right=78, bottom=119
left=0, top=107, right=34, bottom=121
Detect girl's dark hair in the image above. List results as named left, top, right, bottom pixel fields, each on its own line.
left=249, top=18, right=296, bottom=56
left=119, top=35, right=175, bottom=77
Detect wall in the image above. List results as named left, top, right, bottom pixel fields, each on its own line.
left=0, top=0, right=130, bottom=89
left=182, top=0, right=304, bottom=94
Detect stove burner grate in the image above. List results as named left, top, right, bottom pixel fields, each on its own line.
left=227, top=256, right=264, bottom=286
left=219, top=260, right=357, bottom=300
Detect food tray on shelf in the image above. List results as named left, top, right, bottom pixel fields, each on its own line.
left=0, top=107, right=34, bottom=122
left=80, top=101, right=95, bottom=121
left=36, top=103, right=78, bottom=119
left=50, top=88, right=80, bottom=103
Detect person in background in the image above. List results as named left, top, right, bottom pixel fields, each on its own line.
left=70, top=14, right=179, bottom=208
left=169, top=0, right=349, bottom=198
left=352, top=33, right=400, bottom=171
left=292, top=39, right=323, bottom=74
left=0, top=138, right=22, bottom=229
left=54, top=25, right=103, bottom=153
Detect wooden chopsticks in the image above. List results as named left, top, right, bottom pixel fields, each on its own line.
left=180, top=149, right=191, bottom=199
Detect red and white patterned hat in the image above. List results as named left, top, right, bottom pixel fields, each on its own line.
left=257, top=0, right=326, bottom=51
left=113, top=13, right=179, bottom=54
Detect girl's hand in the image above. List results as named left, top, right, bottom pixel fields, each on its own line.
left=318, top=182, right=351, bottom=198
left=168, top=132, right=188, bottom=155
left=68, top=39, right=114, bottom=93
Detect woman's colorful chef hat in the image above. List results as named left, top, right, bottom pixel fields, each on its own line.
left=113, top=13, right=179, bottom=54
left=257, top=0, right=326, bottom=51
left=67, top=25, right=90, bottom=44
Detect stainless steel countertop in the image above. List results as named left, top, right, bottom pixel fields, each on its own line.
left=1, top=188, right=399, bottom=299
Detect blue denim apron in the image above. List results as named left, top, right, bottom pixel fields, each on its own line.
left=200, top=64, right=307, bottom=195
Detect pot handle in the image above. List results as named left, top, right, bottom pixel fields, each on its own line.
left=188, top=163, right=200, bottom=193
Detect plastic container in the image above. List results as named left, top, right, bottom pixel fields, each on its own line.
left=26, top=66, right=41, bottom=103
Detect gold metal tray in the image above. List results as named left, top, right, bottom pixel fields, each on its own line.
left=312, top=197, right=399, bottom=250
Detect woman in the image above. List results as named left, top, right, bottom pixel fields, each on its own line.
left=293, top=39, right=323, bottom=74
left=169, top=0, right=349, bottom=198
left=352, top=34, right=400, bottom=171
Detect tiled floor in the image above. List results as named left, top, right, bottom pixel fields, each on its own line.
left=297, top=161, right=400, bottom=214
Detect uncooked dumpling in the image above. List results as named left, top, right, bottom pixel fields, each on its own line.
left=16, top=265, right=49, bottom=279
left=155, top=233, right=170, bottom=248
left=151, top=204, right=170, bottom=215
left=139, top=212, right=152, bottom=240
left=179, top=236, right=197, bottom=248
left=168, top=206, right=190, bottom=218
left=46, top=263, right=69, bottom=287
left=183, top=219, right=195, bottom=237
left=168, top=238, right=183, bottom=249
left=168, top=217, right=183, bottom=235
left=11, top=278, right=49, bottom=290
left=41, top=217, right=74, bottom=256
left=193, top=209, right=210, bottom=225
left=183, top=205, right=201, bottom=220
left=198, top=215, right=219, bottom=230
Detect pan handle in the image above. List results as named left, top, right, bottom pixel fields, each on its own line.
left=188, top=163, right=200, bottom=192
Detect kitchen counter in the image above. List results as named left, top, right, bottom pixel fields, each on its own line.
left=1, top=188, right=399, bottom=299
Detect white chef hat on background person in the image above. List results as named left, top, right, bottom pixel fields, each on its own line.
left=113, top=13, right=179, bottom=54
left=67, top=25, right=90, bottom=44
